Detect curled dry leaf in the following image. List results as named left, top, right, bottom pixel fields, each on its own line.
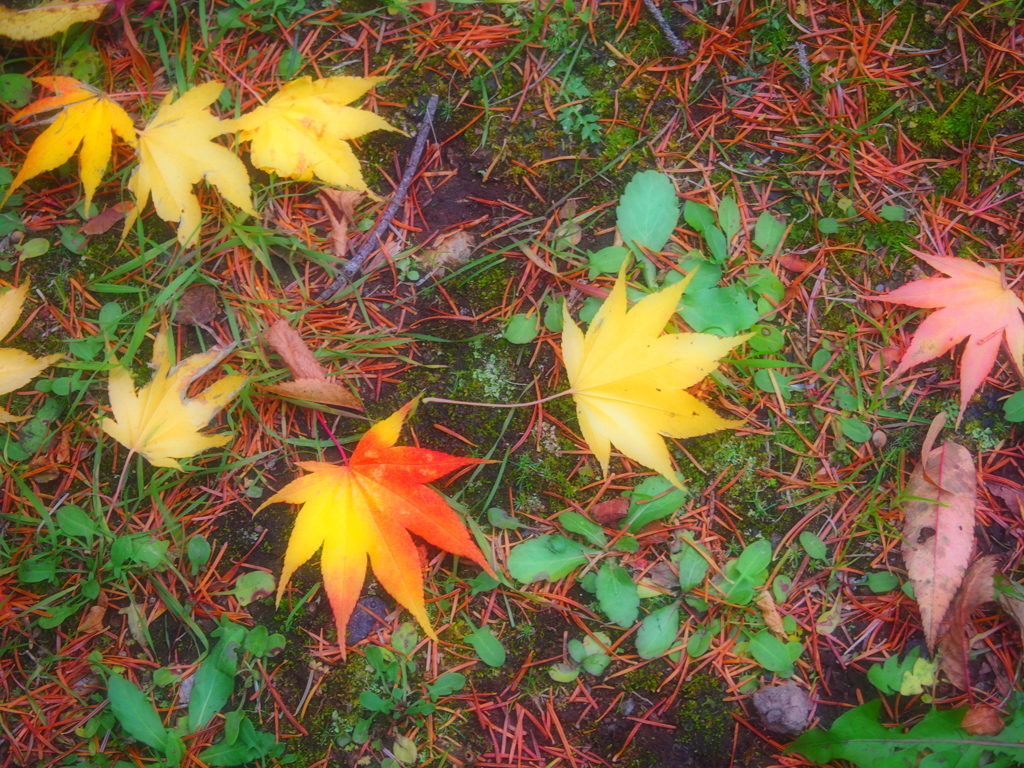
left=175, top=284, right=219, bottom=327
left=319, top=189, right=363, bottom=259
left=989, top=483, right=1024, bottom=517
left=0, top=280, right=63, bottom=423
left=591, top=497, right=629, bottom=525
left=755, top=590, right=787, bottom=640
left=82, top=202, right=134, bottom=236
left=78, top=604, right=106, bottom=634
left=939, top=555, right=997, bottom=690
left=417, top=230, right=476, bottom=273
left=0, top=1, right=107, bottom=40
left=962, top=705, right=1004, bottom=736
left=262, top=320, right=362, bottom=410
left=902, top=413, right=977, bottom=652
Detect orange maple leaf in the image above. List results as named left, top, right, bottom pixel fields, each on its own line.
left=877, top=252, right=1024, bottom=423
left=260, top=400, right=495, bottom=648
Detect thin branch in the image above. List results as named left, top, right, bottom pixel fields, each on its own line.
left=642, top=0, right=689, bottom=58
left=318, top=94, right=440, bottom=301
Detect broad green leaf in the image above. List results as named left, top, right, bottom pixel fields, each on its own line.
left=107, top=673, right=169, bottom=751
left=548, top=662, right=580, bottom=682
left=704, top=225, right=728, bottom=263
left=188, top=535, right=211, bottom=575
left=1004, top=391, right=1024, bottom=422
left=817, top=217, right=839, bottom=234
left=233, top=571, right=274, bottom=606
left=753, top=212, right=786, bottom=256
left=392, top=622, right=419, bottom=656
left=189, top=622, right=245, bottom=730
left=588, top=246, right=630, bottom=278
left=683, top=200, right=716, bottom=233
left=718, top=196, right=740, bottom=240
left=426, top=672, right=466, bottom=700
left=360, top=691, right=394, bottom=713
left=839, top=417, right=872, bottom=443
left=748, top=629, right=795, bottom=676
left=544, top=298, right=564, bottom=331
left=748, top=324, right=785, bottom=354
left=753, top=368, right=794, bottom=398
left=622, top=475, right=687, bottom=532
left=507, top=535, right=595, bottom=583
left=618, top=171, right=680, bottom=255
left=636, top=603, right=680, bottom=659
left=392, top=735, right=417, bottom=764
left=746, top=265, right=785, bottom=303
left=880, top=204, right=907, bottom=222
left=18, top=555, right=55, bottom=583
left=799, top=531, right=828, bottom=561
left=487, top=506, right=523, bottom=530
left=866, top=571, right=899, bottom=593
left=56, top=504, right=98, bottom=541
left=559, top=511, right=607, bottom=547
left=680, top=285, right=759, bottom=336
left=199, top=718, right=276, bottom=767
left=596, top=564, right=640, bottom=627
left=504, top=313, right=539, bottom=344
left=674, top=257, right=722, bottom=292
left=676, top=535, right=710, bottom=592
left=735, top=541, right=772, bottom=579
left=466, top=627, right=506, bottom=667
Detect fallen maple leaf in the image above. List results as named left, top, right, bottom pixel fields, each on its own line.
left=100, top=320, right=247, bottom=469
left=939, top=554, right=996, bottom=690
left=230, top=76, right=399, bottom=191
left=0, top=0, right=106, bottom=40
left=562, top=268, right=749, bottom=488
left=262, top=320, right=362, bottom=409
left=0, top=280, right=62, bottom=423
left=123, top=82, right=255, bottom=247
left=3, top=77, right=136, bottom=213
left=876, top=252, right=1024, bottom=424
left=260, top=399, right=494, bottom=647
left=902, top=413, right=977, bottom=652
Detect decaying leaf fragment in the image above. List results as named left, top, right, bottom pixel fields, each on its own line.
left=877, top=253, right=1024, bottom=424
left=261, top=320, right=362, bottom=409
left=962, top=705, right=1005, bottom=736
left=231, top=76, right=399, bottom=191
left=100, top=320, right=247, bottom=469
left=0, top=280, right=62, bottom=423
left=562, top=267, right=749, bottom=488
left=260, top=399, right=494, bottom=650
left=755, top=590, right=787, bottom=640
left=3, top=77, right=136, bottom=212
left=939, top=555, right=997, bottom=690
left=0, top=0, right=107, bottom=40
left=124, top=82, right=255, bottom=247
left=902, top=412, right=977, bottom=652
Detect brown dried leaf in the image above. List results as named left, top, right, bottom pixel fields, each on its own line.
left=961, top=705, right=1004, bottom=736
left=591, top=497, right=629, bottom=525
left=902, top=413, right=977, bottom=652
left=82, top=201, right=133, bottom=235
left=265, top=379, right=361, bottom=409
left=319, top=189, right=363, bottom=259
left=939, top=555, right=996, bottom=690
left=264, top=320, right=326, bottom=381
left=175, top=284, right=219, bottom=327
left=989, top=483, right=1024, bottom=517
left=778, top=253, right=814, bottom=272
left=78, top=604, right=106, bottom=634
left=418, top=230, right=475, bottom=272
left=756, top=590, right=787, bottom=640
left=262, top=320, right=362, bottom=410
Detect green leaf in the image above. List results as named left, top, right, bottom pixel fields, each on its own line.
left=839, top=417, right=872, bottom=443
left=0, top=74, right=32, bottom=108
left=746, top=265, right=785, bottom=303
left=359, top=691, right=394, bottom=713
left=559, top=511, right=607, bottom=547
left=548, top=662, right=580, bottom=682
left=426, top=672, right=466, bottom=700
left=188, top=535, right=211, bottom=575
left=392, top=735, right=417, bottom=764
left=753, top=212, right=786, bottom=256
left=543, top=298, right=564, bottom=332
left=735, top=541, right=772, bottom=578
left=622, top=475, right=687, bottom=532
left=683, top=200, right=716, bottom=233
left=504, top=313, right=540, bottom=344
left=56, top=505, right=98, bottom=542
left=704, top=225, right=728, bottom=263
left=18, top=555, right=55, bottom=583
left=107, top=673, right=169, bottom=751
left=675, top=257, right=722, bottom=292
left=618, top=171, right=680, bottom=255
left=718, top=196, right=741, bottom=240
left=866, top=571, right=899, bottom=593
left=1004, top=391, right=1024, bottom=422
left=748, top=630, right=795, bottom=676
left=676, top=535, right=710, bottom=592
left=588, top=246, right=630, bottom=278
left=507, top=535, right=595, bottom=583
left=466, top=627, right=506, bottom=667
left=880, top=204, right=907, bottom=222
left=817, top=217, right=840, bottom=234
left=680, top=285, right=759, bottom=336
left=189, top=623, right=245, bottom=730
left=636, top=603, right=680, bottom=659
left=18, top=238, right=49, bottom=260
left=233, top=571, right=275, bottom=606
left=687, top=624, right=714, bottom=658
left=392, top=622, right=419, bottom=656
left=596, top=564, right=640, bottom=627
left=753, top=368, right=794, bottom=398
left=748, top=324, right=785, bottom=354
left=799, top=531, right=828, bottom=561
left=487, top=507, right=523, bottom=530
left=199, top=718, right=276, bottom=767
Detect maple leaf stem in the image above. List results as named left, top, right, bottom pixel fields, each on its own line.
left=315, top=410, right=349, bottom=464
left=422, top=391, right=570, bottom=408
left=109, top=449, right=136, bottom=510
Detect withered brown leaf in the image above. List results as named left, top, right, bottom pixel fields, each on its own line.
left=262, top=320, right=362, bottom=410
left=939, top=555, right=997, bottom=690
left=902, top=413, right=977, bottom=652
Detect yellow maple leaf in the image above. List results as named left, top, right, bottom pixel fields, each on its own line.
left=562, top=268, right=749, bottom=488
left=230, top=76, right=399, bottom=191
left=3, top=77, right=136, bottom=213
left=100, top=320, right=247, bottom=469
left=0, top=0, right=107, bottom=41
left=0, top=280, right=62, bottom=423
left=124, top=82, right=255, bottom=247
